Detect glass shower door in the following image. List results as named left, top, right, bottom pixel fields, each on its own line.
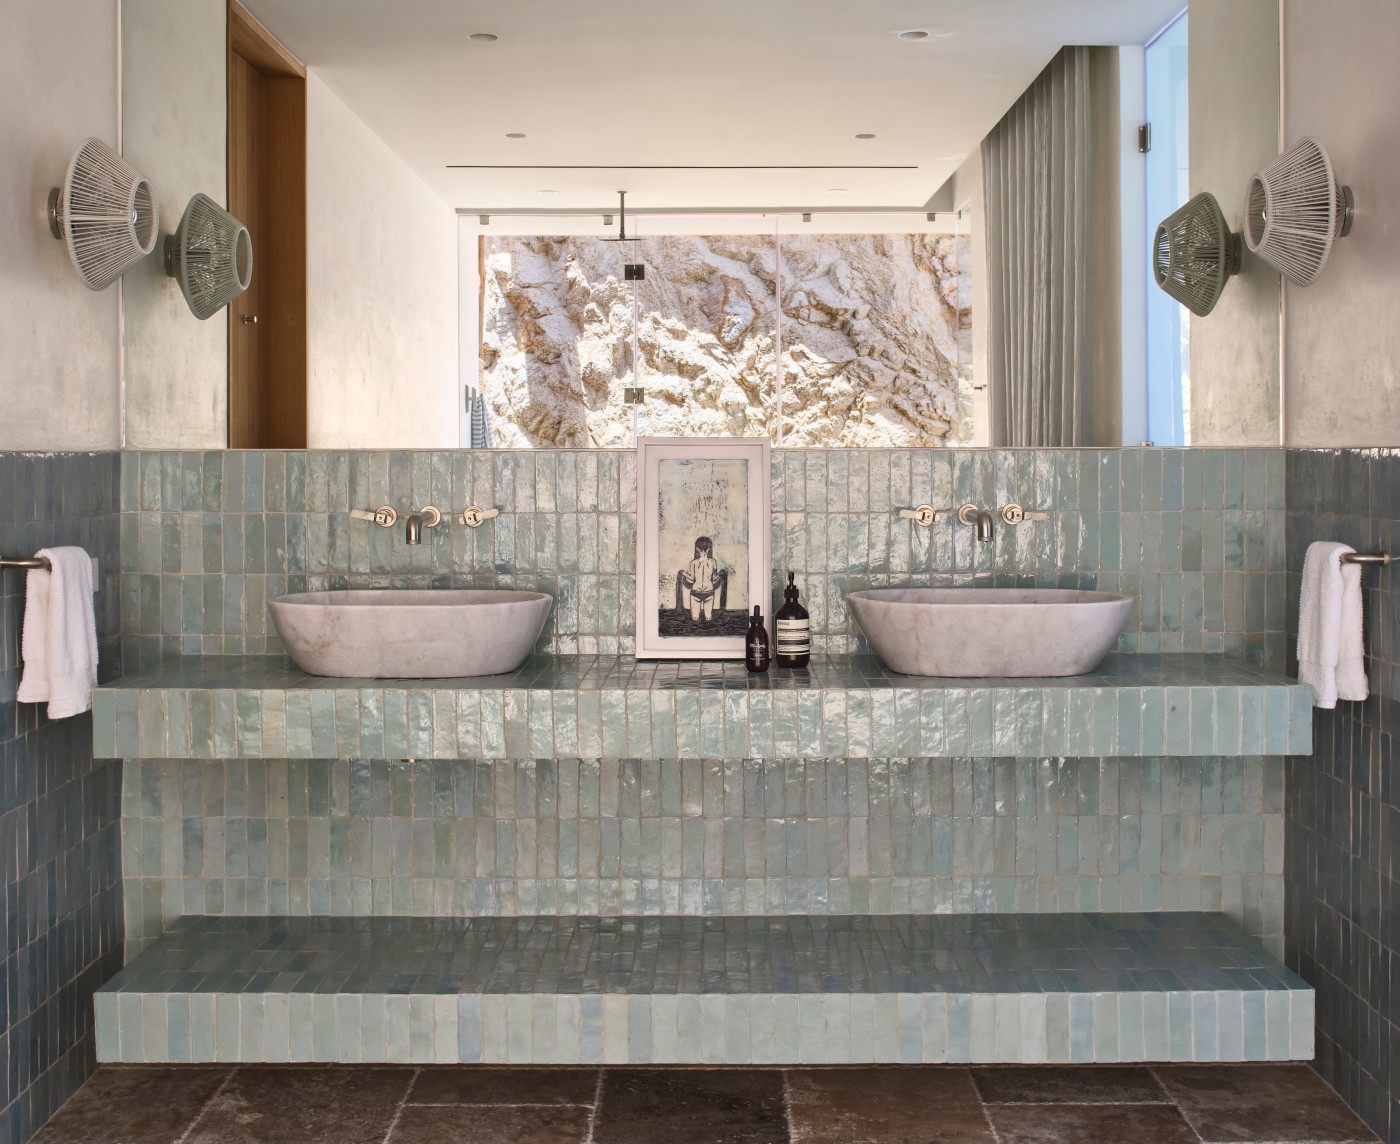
left=1145, top=12, right=1191, bottom=446
left=624, top=215, right=781, bottom=443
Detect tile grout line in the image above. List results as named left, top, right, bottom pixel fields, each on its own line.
left=974, top=1086, right=1004, bottom=1144
left=580, top=1068, right=606, bottom=1144
left=1148, top=1065, right=1207, bottom=1144
left=378, top=1067, right=420, bottom=1144
left=408, top=1101, right=595, bottom=1108
left=173, top=1068, right=236, bottom=1144
left=781, top=1069, right=799, bottom=1144
left=982, top=1100, right=1177, bottom=1107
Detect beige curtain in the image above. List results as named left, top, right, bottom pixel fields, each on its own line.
left=983, top=47, right=1094, bottom=447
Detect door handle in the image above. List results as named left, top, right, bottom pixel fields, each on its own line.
left=241, top=315, right=258, bottom=324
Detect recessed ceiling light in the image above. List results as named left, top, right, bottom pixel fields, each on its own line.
left=827, top=187, right=849, bottom=194
left=469, top=32, right=498, bottom=42
left=898, top=30, right=930, bottom=39
left=505, top=132, right=527, bottom=139
left=898, top=29, right=954, bottom=40
left=538, top=189, right=558, bottom=195
left=855, top=133, right=877, bottom=140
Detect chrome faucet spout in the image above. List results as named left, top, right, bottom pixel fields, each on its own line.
left=404, top=506, right=442, bottom=545
left=957, top=504, right=996, bottom=543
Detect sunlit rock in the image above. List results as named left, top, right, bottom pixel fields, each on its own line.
left=480, top=233, right=973, bottom=448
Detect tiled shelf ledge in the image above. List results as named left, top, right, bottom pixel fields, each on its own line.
left=92, top=654, right=1313, bottom=762
left=95, top=912, right=1313, bottom=1065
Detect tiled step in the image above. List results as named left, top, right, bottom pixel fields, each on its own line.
left=96, top=912, right=1312, bottom=1065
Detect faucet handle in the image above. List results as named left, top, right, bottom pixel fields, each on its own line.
left=1001, top=503, right=1049, bottom=525
left=458, top=506, right=501, bottom=528
left=350, top=506, right=398, bottom=528
left=897, top=505, right=940, bottom=526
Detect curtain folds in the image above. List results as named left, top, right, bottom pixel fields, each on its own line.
left=983, top=47, right=1094, bottom=447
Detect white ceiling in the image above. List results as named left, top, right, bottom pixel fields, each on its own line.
left=243, top=0, right=1184, bottom=212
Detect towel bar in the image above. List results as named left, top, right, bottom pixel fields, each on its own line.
left=0, top=556, right=51, bottom=570
left=1341, top=552, right=1391, bottom=565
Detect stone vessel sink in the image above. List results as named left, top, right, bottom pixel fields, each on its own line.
left=270, top=590, right=552, bottom=679
left=847, top=588, right=1133, bottom=677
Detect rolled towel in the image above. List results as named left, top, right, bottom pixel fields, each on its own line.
left=15, top=547, right=98, bottom=719
left=1297, top=540, right=1368, bottom=708
left=469, top=389, right=490, bottom=449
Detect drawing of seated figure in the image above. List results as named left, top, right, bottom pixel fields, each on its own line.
left=677, top=536, right=727, bottom=623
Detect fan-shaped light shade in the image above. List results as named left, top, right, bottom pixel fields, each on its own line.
left=48, top=138, right=159, bottom=291
left=1246, top=137, right=1354, bottom=286
left=164, top=193, right=253, bottom=320
left=1153, top=192, right=1241, bottom=317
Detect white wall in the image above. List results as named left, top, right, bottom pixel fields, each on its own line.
left=1284, top=0, right=1400, bottom=446
left=306, top=72, right=458, bottom=448
left=1189, top=0, right=1282, bottom=447
left=121, top=0, right=228, bottom=449
left=0, top=0, right=120, bottom=450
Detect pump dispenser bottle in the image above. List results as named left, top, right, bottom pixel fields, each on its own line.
left=775, top=572, right=811, bottom=667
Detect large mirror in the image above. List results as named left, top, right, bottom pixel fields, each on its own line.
left=120, top=0, right=1281, bottom=451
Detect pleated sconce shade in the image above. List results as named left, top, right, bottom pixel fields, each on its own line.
left=1246, top=137, right=1355, bottom=286
left=48, top=137, right=159, bottom=291
left=1153, top=191, right=1241, bottom=317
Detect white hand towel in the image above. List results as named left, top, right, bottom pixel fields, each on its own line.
left=15, top=546, right=99, bottom=720
left=1297, top=540, right=1368, bottom=709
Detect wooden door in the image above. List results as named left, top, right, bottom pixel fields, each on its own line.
left=227, top=1, right=308, bottom=448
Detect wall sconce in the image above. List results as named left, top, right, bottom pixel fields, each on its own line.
left=1246, top=137, right=1355, bottom=286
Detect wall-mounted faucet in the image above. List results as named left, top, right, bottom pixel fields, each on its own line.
left=1000, top=503, right=1050, bottom=526
left=458, top=506, right=501, bottom=528
left=405, top=506, right=442, bottom=545
left=897, top=505, right=941, bottom=526
left=958, top=504, right=995, bottom=543
left=349, top=503, right=502, bottom=541
left=350, top=505, right=398, bottom=529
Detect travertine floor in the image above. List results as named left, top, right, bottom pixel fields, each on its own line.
left=32, top=1063, right=1377, bottom=1143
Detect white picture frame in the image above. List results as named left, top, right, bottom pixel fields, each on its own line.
left=635, top=436, right=772, bottom=660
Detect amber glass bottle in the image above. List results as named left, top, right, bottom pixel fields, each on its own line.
left=775, top=573, right=811, bottom=667
left=745, top=606, right=771, bottom=672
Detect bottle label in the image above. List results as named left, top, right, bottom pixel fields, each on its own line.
left=747, top=636, right=769, bottom=668
left=776, top=618, right=811, bottom=654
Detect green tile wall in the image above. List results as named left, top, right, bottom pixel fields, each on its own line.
left=117, top=449, right=1288, bottom=668
left=120, top=756, right=1287, bottom=958
left=0, top=453, right=124, bottom=1144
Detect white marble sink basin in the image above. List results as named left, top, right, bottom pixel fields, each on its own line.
left=269, top=590, right=552, bottom=678
left=847, top=588, right=1133, bottom=677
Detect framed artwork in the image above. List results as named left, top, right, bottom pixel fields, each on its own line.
left=635, top=436, right=772, bottom=660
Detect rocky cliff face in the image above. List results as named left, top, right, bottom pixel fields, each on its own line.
left=480, top=232, right=972, bottom=448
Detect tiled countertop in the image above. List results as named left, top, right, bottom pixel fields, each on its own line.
left=93, top=653, right=1312, bottom=760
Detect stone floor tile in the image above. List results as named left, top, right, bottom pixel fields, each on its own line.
left=410, top=1066, right=600, bottom=1106
left=973, top=1066, right=1169, bottom=1105
left=388, top=1105, right=592, bottom=1144
left=986, top=1104, right=1200, bottom=1144
left=1153, top=1065, right=1379, bottom=1142
left=786, top=1067, right=994, bottom=1143
left=184, top=1066, right=415, bottom=1144
left=30, top=1067, right=228, bottom=1144
left=594, top=1069, right=788, bottom=1144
